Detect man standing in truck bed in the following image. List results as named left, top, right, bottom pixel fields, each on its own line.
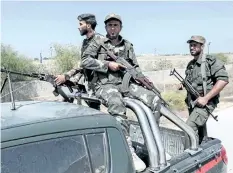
left=183, top=35, right=229, bottom=147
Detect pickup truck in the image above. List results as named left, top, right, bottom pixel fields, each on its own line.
left=1, top=96, right=228, bottom=173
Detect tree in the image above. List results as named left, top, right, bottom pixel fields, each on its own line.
left=212, top=53, right=229, bottom=65
left=1, top=44, right=37, bottom=82
left=53, top=43, right=81, bottom=73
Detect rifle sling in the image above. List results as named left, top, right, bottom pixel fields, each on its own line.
left=201, top=54, right=207, bottom=96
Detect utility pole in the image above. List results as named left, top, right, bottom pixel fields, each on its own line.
left=207, top=42, right=211, bottom=55
left=40, top=52, right=43, bottom=64
left=50, top=46, right=53, bottom=58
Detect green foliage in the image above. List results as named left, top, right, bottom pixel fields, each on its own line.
left=1, top=44, right=37, bottom=82
left=162, top=90, right=187, bottom=111
left=53, top=43, right=81, bottom=73
left=213, top=53, right=229, bottom=65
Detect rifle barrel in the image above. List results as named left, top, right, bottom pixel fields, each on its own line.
left=1, top=68, right=39, bottom=78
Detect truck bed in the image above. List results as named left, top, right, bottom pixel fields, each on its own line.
left=129, top=121, right=228, bottom=173
left=130, top=121, right=185, bottom=157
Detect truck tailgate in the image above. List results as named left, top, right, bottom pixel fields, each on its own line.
left=168, top=139, right=228, bottom=173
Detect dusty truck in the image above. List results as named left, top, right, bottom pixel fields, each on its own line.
left=1, top=94, right=228, bottom=173
left=0, top=69, right=228, bottom=173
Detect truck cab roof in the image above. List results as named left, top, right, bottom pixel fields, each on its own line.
left=1, top=101, right=120, bottom=143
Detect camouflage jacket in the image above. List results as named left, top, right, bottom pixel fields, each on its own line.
left=185, top=54, right=229, bottom=105
left=64, top=33, right=99, bottom=79
left=80, top=34, right=142, bottom=90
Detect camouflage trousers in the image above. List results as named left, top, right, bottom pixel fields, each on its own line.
left=95, top=83, right=161, bottom=136
left=184, top=104, right=215, bottom=149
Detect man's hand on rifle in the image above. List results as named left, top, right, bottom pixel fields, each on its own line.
left=194, top=96, right=209, bottom=107
left=54, top=75, right=66, bottom=85
left=108, top=62, right=126, bottom=71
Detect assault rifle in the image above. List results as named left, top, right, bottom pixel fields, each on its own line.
left=99, top=44, right=169, bottom=107
left=170, top=68, right=218, bottom=121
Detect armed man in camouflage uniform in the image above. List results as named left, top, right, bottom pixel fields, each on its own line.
left=55, top=13, right=101, bottom=110
left=80, top=13, right=170, bottom=172
left=182, top=35, right=229, bottom=147
left=94, top=14, right=161, bottom=115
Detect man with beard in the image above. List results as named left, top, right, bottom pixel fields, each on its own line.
left=94, top=13, right=161, bottom=115
left=54, top=14, right=150, bottom=171
left=55, top=13, right=101, bottom=110
left=182, top=35, right=229, bottom=147
left=80, top=13, right=172, bottom=172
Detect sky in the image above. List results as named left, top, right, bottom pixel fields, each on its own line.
left=1, top=1, right=233, bottom=58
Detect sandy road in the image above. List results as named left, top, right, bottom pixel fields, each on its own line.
left=207, top=106, right=233, bottom=172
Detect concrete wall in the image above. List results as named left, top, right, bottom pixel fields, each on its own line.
left=1, top=64, right=232, bottom=103
left=144, top=64, right=233, bottom=95
left=1, top=80, right=60, bottom=103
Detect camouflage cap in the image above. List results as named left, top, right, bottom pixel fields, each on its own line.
left=77, top=13, right=96, bottom=21
left=187, top=35, right=206, bottom=44
left=104, top=13, right=122, bottom=24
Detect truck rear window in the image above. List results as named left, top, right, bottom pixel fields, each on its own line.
left=1, top=133, right=107, bottom=173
